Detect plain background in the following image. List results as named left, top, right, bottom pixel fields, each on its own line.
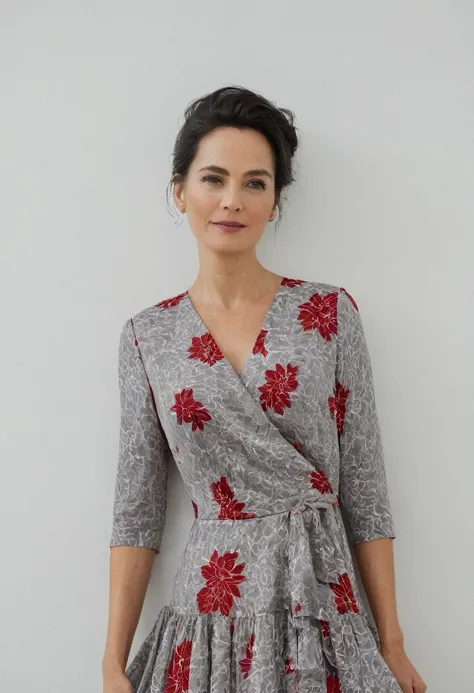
left=1, top=2, right=473, bottom=691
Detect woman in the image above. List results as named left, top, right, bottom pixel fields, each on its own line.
left=102, top=86, right=426, bottom=693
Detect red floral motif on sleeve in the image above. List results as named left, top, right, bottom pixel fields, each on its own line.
left=252, top=329, right=268, bottom=356
left=196, top=550, right=246, bottom=617
left=285, top=657, right=295, bottom=674
left=340, top=287, right=359, bottom=311
left=282, top=278, right=305, bottom=287
left=156, top=291, right=188, bottom=309
left=170, top=388, right=212, bottom=431
left=326, top=673, right=342, bottom=693
left=210, top=476, right=256, bottom=519
left=191, top=501, right=198, bottom=518
left=188, top=333, right=224, bottom=366
left=320, top=620, right=330, bottom=638
left=330, top=573, right=359, bottom=614
left=297, top=291, right=338, bottom=339
left=294, top=601, right=302, bottom=613
left=258, top=363, right=299, bottom=415
left=310, top=469, right=334, bottom=495
left=328, top=381, right=349, bottom=436
left=239, top=632, right=255, bottom=679
left=164, top=637, right=192, bottom=693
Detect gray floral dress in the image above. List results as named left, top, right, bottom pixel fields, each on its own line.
left=109, top=278, right=402, bottom=693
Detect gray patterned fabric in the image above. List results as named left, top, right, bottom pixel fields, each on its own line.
left=109, top=279, right=401, bottom=693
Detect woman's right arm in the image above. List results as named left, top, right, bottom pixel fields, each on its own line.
left=102, top=546, right=155, bottom=682
left=102, top=318, right=171, bottom=688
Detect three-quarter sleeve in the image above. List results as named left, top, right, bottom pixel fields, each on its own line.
left=109, top=318, right=170, bottom=553
left=335, top=288, right=395, bottom=545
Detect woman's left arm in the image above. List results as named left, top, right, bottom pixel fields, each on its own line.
left=353, top=537, right=401, bottom=645
left=354, top=537, right=426, bottom=692
left=335, top=288, right=426, bottom=693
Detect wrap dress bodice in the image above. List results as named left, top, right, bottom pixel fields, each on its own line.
left=109, top=278, right=402, bottom=693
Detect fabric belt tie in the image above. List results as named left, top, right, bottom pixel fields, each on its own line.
left=285, top=494, right=348, bottom=676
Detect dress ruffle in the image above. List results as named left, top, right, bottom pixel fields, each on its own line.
left=126, top=605, right=401, bottom=693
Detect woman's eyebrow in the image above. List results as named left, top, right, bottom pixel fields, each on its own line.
left=197, top=165, right=273, bottom=179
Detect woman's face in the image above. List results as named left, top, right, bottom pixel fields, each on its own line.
left=173, top=126, right=278, bottom=254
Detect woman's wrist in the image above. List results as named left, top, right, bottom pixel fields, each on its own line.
left=102, top=654, right=126, bottom=676
left=379, top=626, right=405, bottom=651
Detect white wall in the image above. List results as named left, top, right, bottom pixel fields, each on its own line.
left=1, top=2, right=473, bottom=691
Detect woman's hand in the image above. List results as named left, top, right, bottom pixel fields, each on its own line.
left=381, top=640, right=427, bottom=693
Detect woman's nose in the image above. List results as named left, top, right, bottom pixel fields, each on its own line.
left=220, top=185, right=243, bottom=210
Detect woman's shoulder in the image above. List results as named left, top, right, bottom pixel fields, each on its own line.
left=301, top=278, right=359, bottom=307
left=123, top=288, right=189, bottom=334
left=282, top=276, right=346, bottom=299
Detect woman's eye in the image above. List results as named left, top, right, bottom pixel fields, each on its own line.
left=248, top=180, right=266, bottom=190
left=202, top=175, right=221, bottom=184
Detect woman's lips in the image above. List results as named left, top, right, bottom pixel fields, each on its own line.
left=212, top=222, right=246, bottom=232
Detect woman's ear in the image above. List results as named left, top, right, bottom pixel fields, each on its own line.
left=173, top=181, right=185, bottom=213
left=270, top=200, right=279, bottom=221
left=270, top=193, right=280, bottom=220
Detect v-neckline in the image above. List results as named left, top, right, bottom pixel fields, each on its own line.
left=184, top=276, right=287, bottom=379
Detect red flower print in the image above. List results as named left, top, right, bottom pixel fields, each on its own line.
left=196, top=550, right=246, bottom=617
left=310, top=469, right=334, bottom=495
left=239, top=632, right=255, bottom=679
left=164, top=637, right=192, bottom=693
left=290, top=440, right=302, bottom=454
left=328, top=381, right=349, bottom=436
left=188, top=332, right=224, bottom=366
left=294, top=601, right=302, bottom=613
left=330, top=573, right=359, bottom=615
left=210, top=476, right=256, bottom=520
left=252, top=329, right=268, bottom=357
left=285, top=658, right=295, bottom=674
left=320, top=620, right=330, bottom=638
left=156, top=291, right=188, bottom=309
left=170, top=388, right=212, bottom=431
left=297, top=291, right=338, bottom=339
left=258, top=363, right=299, bottom=415
left=340, top=287, right=359, bottom=311
left=326, top=673, right=342, bottom=693
left=282, top=278, right=305, bottom=287
left=191, top=501, right=198, bottom=518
